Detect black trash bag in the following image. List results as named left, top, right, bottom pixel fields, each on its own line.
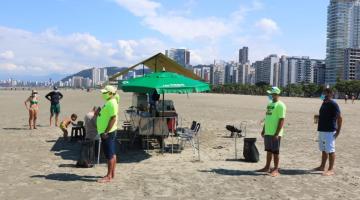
left=76, top=140, right=95, bottom=168
left=243, top=138, right=259, bottom=162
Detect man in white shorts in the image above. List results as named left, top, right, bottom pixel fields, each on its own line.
left=314, top=88, right=342, bottom=176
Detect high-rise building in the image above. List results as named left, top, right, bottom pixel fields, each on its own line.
left=314, top=61, right=326, bottom=85
left=238, top=63, right=252, bottom=84
left=279, top=56, right=289, bottom=87
left=81, top=77, right=92, bottom=88
left=202, top=66, right=212, bottom=83
left=232, top=67, right=239, bottom=84
left=192, top=64, right=212, bottom=83
left=213, top=60, right=226, bottom=85
left=254, top=61, right=264, bottom=84
left=260, top=54, right=279, bottom=86
left=100, top=68, right=108, bottom=82
left=326, top=0, right=360, bottom=85
left=165, top=48, right=191, bottom=69
left=92, top=68, right=101, bottom=87
left=279, top=56, right=325, bottom=86
left=193, top=67, right=202, bottom=78
left=72, top=76, right=83, bottom=88
left=287, top=57, right=300, bottom=85
left=344, top=48, right=360, bottom=79
left=247, top=67, right=256, bottom=85
left=225, top=61, right=237, bottom=84
left=239, top=47, right=249, bottom=64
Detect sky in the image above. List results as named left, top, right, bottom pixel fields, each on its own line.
left=0, top=0, right=328, bottom=80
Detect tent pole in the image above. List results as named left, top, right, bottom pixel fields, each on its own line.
left=162, top=93, right=165, bottom=153
left=155, top=57, right=158, bottom=72
left=142, top=64, right=145, bottom=76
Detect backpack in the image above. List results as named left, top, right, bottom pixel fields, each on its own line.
left=243, top=138, right=259, bottom=162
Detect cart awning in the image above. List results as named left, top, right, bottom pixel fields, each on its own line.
left=109, top=53, right=202, bottom=81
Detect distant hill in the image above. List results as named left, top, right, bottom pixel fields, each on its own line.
left=60, top=66, right=127, bottom=82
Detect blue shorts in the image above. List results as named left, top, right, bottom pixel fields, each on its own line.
left=264, top=135, right=281, bottom=154
left=102, top=131, right=116, bottom=160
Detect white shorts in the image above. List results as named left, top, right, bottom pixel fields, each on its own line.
left=318, top=131, right=336, bottom=153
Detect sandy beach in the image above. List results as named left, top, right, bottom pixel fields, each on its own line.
left=0, top=90, right=359, bottom=200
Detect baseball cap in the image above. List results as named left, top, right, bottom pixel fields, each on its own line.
left=101, top=85, right=117, bottom=94
left=267, top=86, right=281, bottom=95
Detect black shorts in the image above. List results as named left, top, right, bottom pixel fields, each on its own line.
left=102, top=131, right=116, bottom=160
left=264, top=135, right=281, bottom=154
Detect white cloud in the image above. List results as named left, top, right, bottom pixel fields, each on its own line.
left=0, top=0, right=285, bottom=77
left=114, top=0, right=264, bottom=42
left=114, top=0, right=161, bottom=17
left=113, top=0, right=276, bottom=64
left=0, top=50, right=15, bottom=60
left=0, top=63, right=19, bottom=71
left=0, top=26, right=166, bottom=76
left=255, top=18, right=280, bottom=36
left=144, top=16, right=231, bottom=41
left=116, top=38, right=166, bottom=61
left=189, top=50, right=204, bottom=65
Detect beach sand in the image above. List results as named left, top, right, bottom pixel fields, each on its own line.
left=0, top=90, right=359, bottom=200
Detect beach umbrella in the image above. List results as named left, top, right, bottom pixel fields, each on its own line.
left=119, top=71, right=210, bottom=94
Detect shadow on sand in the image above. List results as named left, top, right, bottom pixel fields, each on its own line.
left=200, top=168, right=320, bottom=177
left=225, top=158, right=255, bottom=163
left=30, top=173, right=102, bottom=182
left=199, top=168, right=265, bottom=176
left=279, top=169, right=321, bottom=176
left=3, top=124, right=47, bottom=131
left=50, top=137, right=152, bottom=164
left=3, top=127, right=29, bottom=130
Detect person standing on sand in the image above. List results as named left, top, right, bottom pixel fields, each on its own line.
left=45, top=86, right=63, bottom=126
left=352, top=94, right=356, bottom=104
left=256, top=87, right=286, bottom=177
left=344, top=94, right=348, bottom=104
left=24, top=90, right=39, bottom=129
left=314, top=88, right=342, bottom=176
left=96, top=85, right=119, bottom=183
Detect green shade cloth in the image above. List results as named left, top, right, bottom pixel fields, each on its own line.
left=119, top=71, right=210, bottom=94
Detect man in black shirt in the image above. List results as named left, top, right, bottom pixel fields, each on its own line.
left=45, top=86, right=63, bottom=126
left=314, top=88, right=342, bottom=176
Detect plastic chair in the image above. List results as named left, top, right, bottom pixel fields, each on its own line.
left=178, top=123, right=201, bottom=152
left=71, top=121, right=85, bottom=140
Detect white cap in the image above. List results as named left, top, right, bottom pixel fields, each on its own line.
left=100, top=85, right=117, bottom=94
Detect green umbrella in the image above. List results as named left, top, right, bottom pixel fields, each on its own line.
left=119, top=71, right=210, bottom=94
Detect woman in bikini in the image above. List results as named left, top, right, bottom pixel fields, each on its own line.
left=24, top=90, right=39, bottom=129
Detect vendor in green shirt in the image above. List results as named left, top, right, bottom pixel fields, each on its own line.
left=97, top=85, right=119, bottom=183
left=256, top=86, right=286, bottom=177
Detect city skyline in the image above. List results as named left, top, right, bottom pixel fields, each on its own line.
left=0, top=0, right=328, bottom=80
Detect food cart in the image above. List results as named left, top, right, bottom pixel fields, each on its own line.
left=124, top=93, right=177, bottom=149
left=119, top=71, right=210, bottom=150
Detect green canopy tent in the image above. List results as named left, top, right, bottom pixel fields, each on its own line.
left=119, top=71, right=210, bottom=94
left=119, top=71, right=210, bottom=155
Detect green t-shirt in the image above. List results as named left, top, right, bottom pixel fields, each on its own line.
left=264, top=100, right=286, bottom=136
left=96, top=98, right=118, bottom=134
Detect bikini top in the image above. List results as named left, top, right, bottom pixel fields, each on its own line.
left=30, top=97, right=38, bottom=105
